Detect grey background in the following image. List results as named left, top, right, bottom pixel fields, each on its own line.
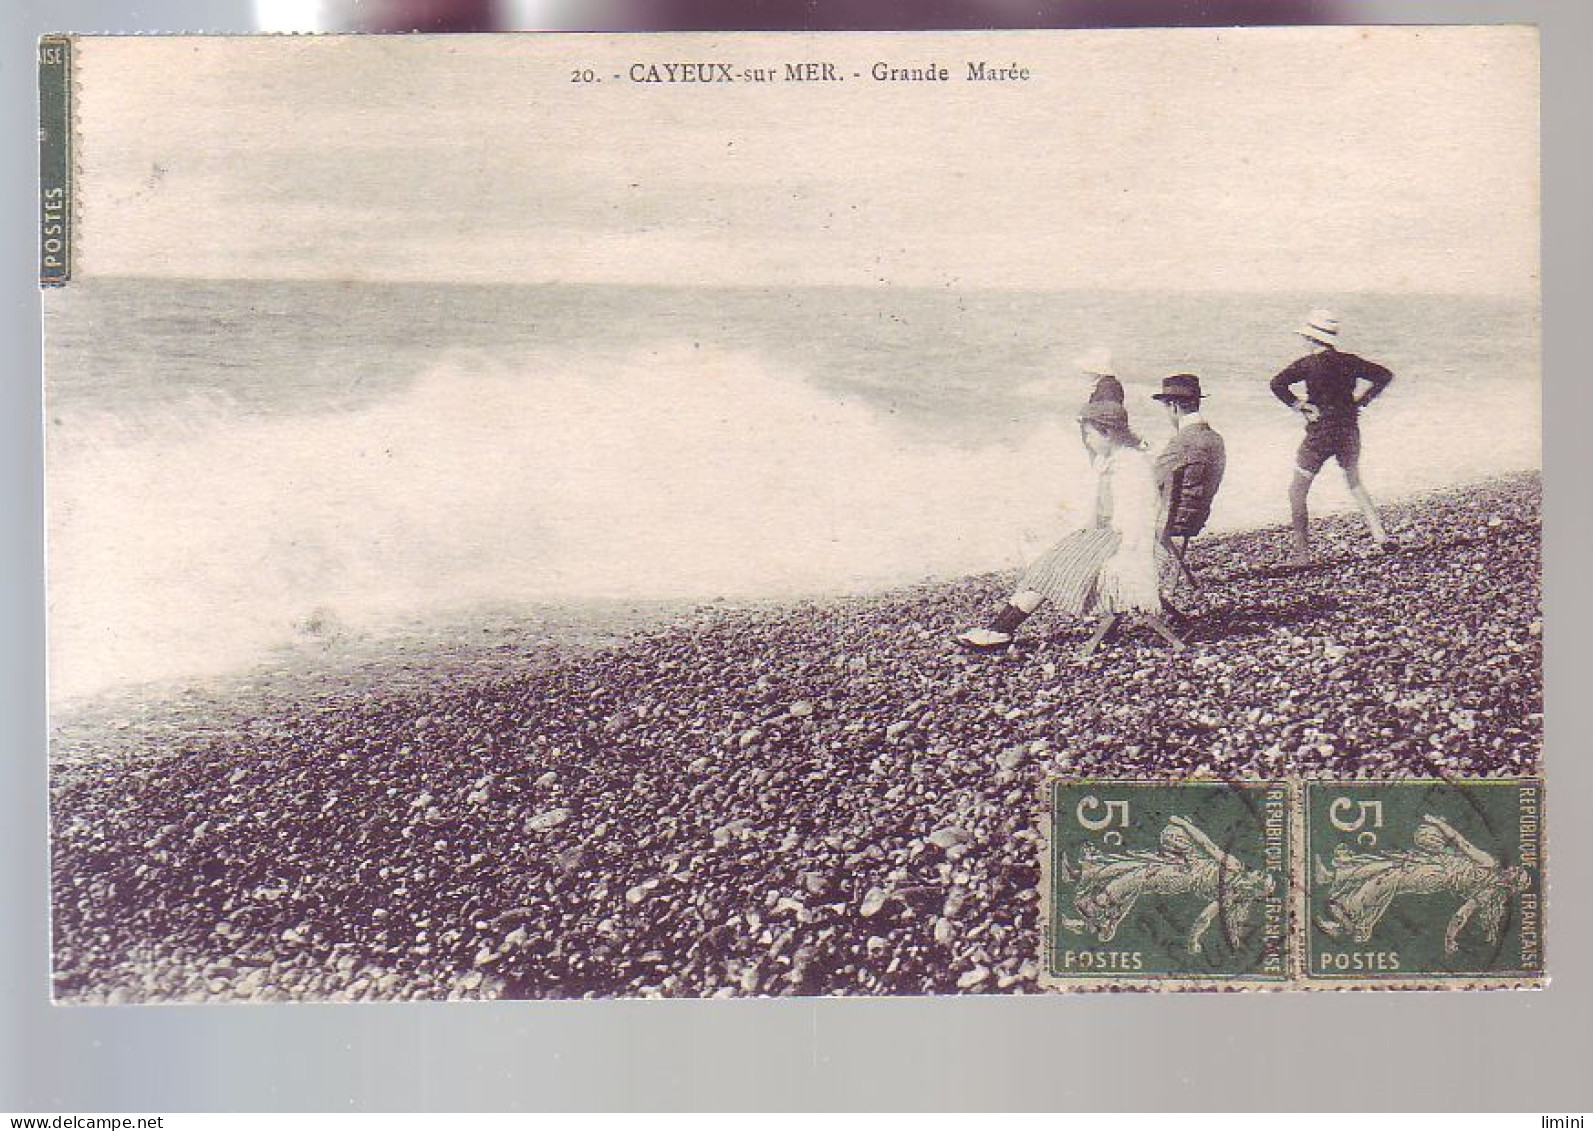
left=3, top=0, right=1587, bottom=1112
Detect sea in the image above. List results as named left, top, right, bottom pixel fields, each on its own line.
left=44, top=279, right=1540, bottom=701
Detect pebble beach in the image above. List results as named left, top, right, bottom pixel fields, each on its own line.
left=49, top=473, right=1543, bottom=1002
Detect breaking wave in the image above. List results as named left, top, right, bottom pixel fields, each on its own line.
left=47, top=338, right=1539, bottom=700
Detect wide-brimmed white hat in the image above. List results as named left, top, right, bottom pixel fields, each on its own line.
left=1071, top=345, right=1114, bottom=376
left=1297, top=310, right=1340, bottom=346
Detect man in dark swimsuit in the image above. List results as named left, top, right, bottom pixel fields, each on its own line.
left=1270, top=311, right=1395, bottom=559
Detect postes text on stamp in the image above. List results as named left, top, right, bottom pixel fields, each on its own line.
left=1043, top=779, right=1290, bottom=986
left=1305, top=778, right=1545, bottom=983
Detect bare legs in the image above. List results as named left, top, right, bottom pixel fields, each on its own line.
left=1289, top=466, right=1315, bottom=557
left=1290, top=461, right=1390, bottom=559
left=1344, top=464, right=1390, bottom=545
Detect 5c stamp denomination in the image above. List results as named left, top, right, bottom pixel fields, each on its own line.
left=1304, top=778, right=1545, bottom=985
left=1042, top=780, right=1291, bottom=988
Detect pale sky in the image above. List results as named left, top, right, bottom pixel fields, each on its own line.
left=72, top=27, right=1539, bottom=293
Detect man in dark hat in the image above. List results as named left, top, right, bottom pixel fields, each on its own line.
left=1151, top=374, right=1226, bottom=553
left=1270, top=310, right=1395, bottom=559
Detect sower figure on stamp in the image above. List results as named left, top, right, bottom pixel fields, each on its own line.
left=955, top=400, right=1164, bottom=651
left=1270, top=310, right=1396, bottom=561
left=1150, top=374, right=1226, bottom=592
left=1314, top=814, right=1530, bottom=955
left=1059, top=815, right=1273, bottom=953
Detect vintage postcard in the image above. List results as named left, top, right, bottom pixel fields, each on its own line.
left=41, top=28, right=1542, bottom=1001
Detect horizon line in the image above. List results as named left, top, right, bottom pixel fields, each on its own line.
left=57, top=272, right=1542, bottom=301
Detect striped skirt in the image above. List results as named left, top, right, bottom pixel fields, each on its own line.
left=1019, top=528, right=1167, bottom=616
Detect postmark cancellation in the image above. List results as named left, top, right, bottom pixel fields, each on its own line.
left=1043, top=777, right=1544, bottom=990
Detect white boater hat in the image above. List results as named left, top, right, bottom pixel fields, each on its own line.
left=1072, top=345, right=1114, bottom=376
left=1297, top=310, right=1340, bottom=346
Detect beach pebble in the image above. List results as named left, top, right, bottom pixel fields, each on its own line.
left=956, top=966, right=990, bottom=989
left=625, top=879, right=661, bottom=905
left=860, top=888, right=890, bottom=918
left=524, top=808, right=570, bottom=832
left=799, top=872, right=829, bottom=897
left=928, top=827, right=969, bottom=850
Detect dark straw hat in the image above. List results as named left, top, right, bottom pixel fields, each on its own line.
left=1077, top=399, right=1143, bottom=448
left=1151, top=373, right=1206, bottom=402
left=1078, top=400, right=1130, bottom=429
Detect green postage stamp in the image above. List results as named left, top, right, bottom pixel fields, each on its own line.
left=1043, top=777, right=1545, bottom=989
left=1304, top=778, right=1545, bottom=986
left=1042, top=780, right=1291, bottom=987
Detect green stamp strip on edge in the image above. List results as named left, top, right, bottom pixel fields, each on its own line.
left=1046, top=780, right=1290, bottom=983
left=1305, top=778, right=1545, bottom=981
left=39, top=35, right=72, bottom=287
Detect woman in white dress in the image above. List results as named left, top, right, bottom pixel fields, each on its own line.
left=956, top=399, right=1164, bottom=651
